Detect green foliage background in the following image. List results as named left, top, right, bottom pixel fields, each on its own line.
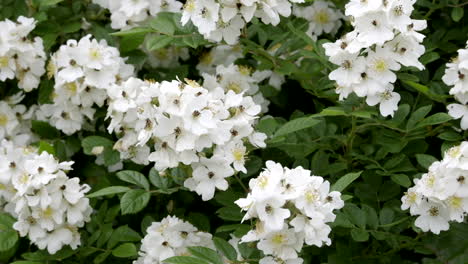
left=1, top=0, right=468, bottom=263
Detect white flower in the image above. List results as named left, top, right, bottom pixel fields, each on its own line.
left=365, top=85, right=401, bottom=117
left=184, top=157, right=234, bottom=201
left=257, top=227, right=303, bottom=260
left=414, top=200, right=450, bottom=234
left=0, top=16, right=46, bottom=92
left=236, top=161, right=343, bottom=258
left=134, top=216, right=215, bottom=264
left=447, top=103, right=468, bottom=129
left=0, top=141, right=92, bottom=254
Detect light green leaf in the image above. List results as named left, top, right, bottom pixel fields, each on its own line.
left=213, top=237, right=237, bottom=262
left=149, top=168, right=172, bottom=190
left=145, top=34, right=173, bottom=51
left=187, top=247, right=223, bottom=264
left=116, top=170, right=150, bottom=191
left=273, top=116, right=321, bottom=138
left=120, top=190, right=151, bottom=215
left=112, top=243, right=137, bottom=258
left=163, top=256, right=210, bottom=264
left=452, top=7, right=464, bottom=22
left=390, top=174, right=412, bottom=188
left=416, top=113, right=452, bottom=128
left=331, top=171, right=362, bottom=192
left=150, top=15, right=175, bottom=35
left=111, top=27, right=152, bottom=37
left=38, top=141, right=55, bottom=155
left=415, top=154, right=438, bottom=169
left=86, top=186, right=131, bottom=198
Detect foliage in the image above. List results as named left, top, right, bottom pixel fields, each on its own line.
left=1, top=0, right=468, bottom=263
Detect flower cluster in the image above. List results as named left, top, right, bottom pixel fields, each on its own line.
left=293, top=0, right=343, bottom=41
left=235, top=161, right=344, bottom=263
left=402, top=142, right=468, bottom=234
left=443, top=41, right=468, bottom=129
left=181, top=0, right=304, bottom=45
left=0, top=94, right=36, bottom=146
left=106, top=77, right=266, bottom=200
left=323, top=0, right=426, bottom=117
left=0, top=140, right=92, bottom=254
left=133, top=216, right=214, bottom=264
left=92, top=0, right=182, bottom=29
left=37, top=35, right=134, bottom=135
left=0, top=16, right=46, bottom=92
left=202, top=63, right=270, bottom=113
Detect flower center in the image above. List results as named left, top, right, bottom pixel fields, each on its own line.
left=314, top=10, right=330, bottom=24
left=271, top=234, right=285, bottom=245
left=0, top=114, right=8, bottom=126
left=374, top=59, right=388, bottom=72
left=0, top=56, right=9, bottom=67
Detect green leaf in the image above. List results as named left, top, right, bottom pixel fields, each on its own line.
left=87, top=186, right=131, bottom=198
left=331, top=171, right=362, bottom=192
left=216, top=206, right=243, bottom=221
left=415, top=154, right=438, bottom=169
left=0, top=213, right=18, bottom=252
left=402, top=82, right=446, bottom=103
left=10, top=260, right=43, bottom=264
left=213, top=237, right=237, bottom=262
left=187, top=247, right=224, bottom=264
left=111, top=27, right=152, bottom=37
left=150, top=15, right=175, bottom=35
left=351, top=229, right=369, bottom=242
left=112, top=243, right=137, bottom=258
left=406, top=105, right=432, bottom=130
left=390, top=174, right=412, bottom=188
left=120, top=190, right=151, bottom=215
left=38, top=141, right=55, bottom=155
left=145, top=34, right=173, bottom=51
left=362, top=204, right=379, bottom=229
left=420, top=52, right=440, bottom=65
left=163, top=256, right=210, bottom=264
left=31, top=120, right=60, bottom=139
left=81, top=136, right=120, bottom=166
left=451, top=7, right=464, bottom=22
left=149, top=168, right=172, bottom=190
left=38, top=0, right=64, bottom=7
left=116, top=170, right=150, bottom=191
left=273, top=116, right=321, bottom=138
left=416, top=113, right=452, bottom=128
left=379, top=207, right=395, bottom=226
left=344, top=204, right=366, bottom=229
left=93, top=251, right=110, bottom=264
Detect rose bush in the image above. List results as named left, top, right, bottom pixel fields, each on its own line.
left=1, top=0, right=468, bottom=263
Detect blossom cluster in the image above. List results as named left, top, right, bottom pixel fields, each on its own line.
left=196, top=44, right=285, bottom=95
left=181, top=0, right=303, bottom=44
left=202, top=63, right=271, bottom=113
left=0, top=94, right=36, bottom=146
left=0, top=16, right=46, bottom=92
left=133, top=215, right=215, bottom=264
left=106, top=77, right=266, bottom=200
left=444, top=41, right=468, bottom=129
left=293, top=0, right=343, bottom=41
left=92, top=0, right=182, bottom=29
left=235, top=161, right=344, bottom=263
left=324, top=0, right=426, bottom=117
left=37, top=35, right=134, bottom=135
left=402, top=142, right=468, bottom=234
left=0, top=140, right=92, bottom=254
